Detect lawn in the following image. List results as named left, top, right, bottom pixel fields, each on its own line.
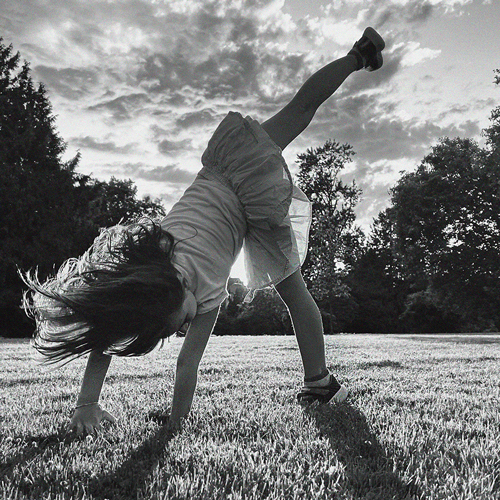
left=1, top=334, right=499, bottom=500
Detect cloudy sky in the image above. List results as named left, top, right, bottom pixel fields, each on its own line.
left=2, top=0, right=499, bottom=250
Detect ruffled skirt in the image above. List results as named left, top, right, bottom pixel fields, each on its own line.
left=199, top=111, right=311, bottom=295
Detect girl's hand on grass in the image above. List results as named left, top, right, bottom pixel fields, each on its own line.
left=69, top=404, right=116, bottom=436
left=167, top=416, right=182, bottom=434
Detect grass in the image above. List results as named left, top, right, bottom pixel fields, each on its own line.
left=1, top=334, right=500, bottom=500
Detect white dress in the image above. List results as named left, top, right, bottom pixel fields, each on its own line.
left=161, top=112, right=311, bottom=313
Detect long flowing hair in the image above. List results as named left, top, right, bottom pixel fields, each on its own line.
left=21, top=219, right=184, bottom=363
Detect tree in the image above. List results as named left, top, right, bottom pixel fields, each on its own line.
left=393, top=136, right=499, bottom=331
left=229, top=288, right=292, bottom=336
left=0, top=39, right=82, bottom=335
left=483, top=69, right=500, bottom=151
left=346, top=211, right=409, bottom=333
left=375, top=107, right=500, bottom=332
left=0, top=39, right=166, bottom=336
left=295, top=140, right=364, bottom=332
left=74, top=176, right=165, bottom=236
left=352, top=69, right=500, bottom=333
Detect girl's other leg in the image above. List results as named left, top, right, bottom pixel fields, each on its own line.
left=276, top=269, right=348, bottom=403
left=275, top=269, right=327, bottom=379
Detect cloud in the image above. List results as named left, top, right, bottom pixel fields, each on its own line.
left=2, top=0, right=490, bottom=233
left=87, top=93, right=152, bottom=121
left=33, top=65, right=99, bottom=99
left=102, top=162, right=196, bottom=185
left=71, top=136, right=137, bottom=154
left=344, top=116, right=480, bottom=162
left=6, top=0, right=310, bottom=129
left=174, top=109, right=219, bottom=130
left=136, top=41, right=309, bottom=111
left=157, top=139, right=192, bottom=155
left=123, top=163, right=195, bottom=184
left=371, top=1, right=436, bottom=27
left=301, top=87, right=481, bottom=165
left=400, top=42, right=441, bottom=67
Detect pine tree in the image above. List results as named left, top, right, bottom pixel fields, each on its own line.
left=0, top=39, right=166, bottom=336
left=0, top=39, right=82, bottom=335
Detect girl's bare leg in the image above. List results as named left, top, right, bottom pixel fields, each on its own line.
left=267, top=29, right=384, bottom=394
left=262, top=55, right=358, bottom=150
left=275, top=269, right=326, bottom=379
left=262, top=27, right=385, bottom=150
left=267, top=55, right=359, bottom=379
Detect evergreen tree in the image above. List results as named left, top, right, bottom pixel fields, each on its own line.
left=0, top=39, right=81, bottom=335
left=0, top=39, right=165, bottom=336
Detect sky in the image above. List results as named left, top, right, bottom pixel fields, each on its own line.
left=1, top=0, right=499, bottom=279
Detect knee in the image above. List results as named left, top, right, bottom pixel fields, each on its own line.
left=275, top=270, right=307, bottom=304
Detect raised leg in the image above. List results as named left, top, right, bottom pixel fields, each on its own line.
left=262, top=27, right=385, bottom=151
left=262, top=55, right=358, bottom=151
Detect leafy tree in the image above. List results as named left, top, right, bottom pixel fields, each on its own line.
left=483, top=69, right=500, bottom=151
left=295, top=140, right=364, bottom=332
left=351, top=69, right=500, bottom=333
left=372, top=75, right=500, bottom=334
left=391, top=136, right=500, bottom=331
left=85, top=177, right=165, bottom=229
left=295, top=141, right=364, bottom=297
left=232, top=288, right=292, bottom=335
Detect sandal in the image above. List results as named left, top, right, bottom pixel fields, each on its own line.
left=348, top=27, right=385, bottom=72
left=297, top=375, right=348, bottom=404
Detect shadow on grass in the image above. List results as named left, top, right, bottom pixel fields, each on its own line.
left=0, top=429, right=80, bottom=497
left=3, top=406, right=426, bottom=500
left=304, top=403, right=422, bottom=500
left=0, top=413, right=178, bottom=500
left=87, top=411, right=175, bottom=500
left=1, top=414, right=176, bottom=500
left=0, top=375, right=68, bottom=389
left=403, top=335, right=500, bottom=345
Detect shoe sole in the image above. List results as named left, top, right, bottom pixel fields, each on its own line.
left=366, top=52, right=383, bottom=72
left=363, top=27, right=385, bottom=51
left=331, top=385, right=348, bottom=403
left=297, top=385, right=349, bottom=404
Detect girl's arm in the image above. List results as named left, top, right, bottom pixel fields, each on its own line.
left=76, top=350, right=112, bottom=406
left=69, top=350, right=115, bottom=435
left=169, top=306, right=220, bottom=429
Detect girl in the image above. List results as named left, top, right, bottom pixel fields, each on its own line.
left=23, top=28, right=385, bottom=435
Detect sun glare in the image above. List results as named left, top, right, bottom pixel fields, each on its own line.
left=230, top=251, right=247, bottom=284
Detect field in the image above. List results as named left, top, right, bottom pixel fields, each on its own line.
left=1, top=334, right=499, bottom=500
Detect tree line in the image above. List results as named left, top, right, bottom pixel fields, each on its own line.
left=216, top=69, right=500, bottom=335
left=1, top=39, right=499, bottom=336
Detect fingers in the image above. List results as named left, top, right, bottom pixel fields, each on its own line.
left=69, top=421, right=99, bottom=437
left=167, top=417, right=182, bottom=434
left=68, top=407, right=116, bottom=438
left=68, top=421, right=92, bottom=437
left=101, top=410, right=116, bottom=424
